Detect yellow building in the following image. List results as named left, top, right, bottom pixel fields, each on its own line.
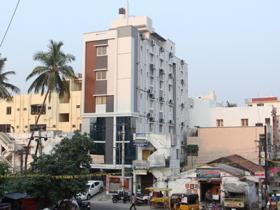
left=0, top=76, right=82, bottom=133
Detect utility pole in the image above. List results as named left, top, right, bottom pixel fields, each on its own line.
left=121, top=124, right=125, bottom=192
left=264, top=125, right=269, bottom=206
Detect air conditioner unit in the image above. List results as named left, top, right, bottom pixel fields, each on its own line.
left=150, top=64, right=155, bottom=71
left=168, top=73, right=173, bottom=79
left=149, top=93, right=155, bottom=99
left=140, top=33, right=145, bottom=40
left=149, top=117, right=155, bottom=122
left=169, top=52, right=173, bottom=58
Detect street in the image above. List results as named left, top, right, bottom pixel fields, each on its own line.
left=91, top=201, right=153, bottom=210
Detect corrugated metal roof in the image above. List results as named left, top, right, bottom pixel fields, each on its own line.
left=209, top=154, right=264, bottom=174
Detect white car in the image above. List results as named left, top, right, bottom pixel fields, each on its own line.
left=78, top=180, right=104, bottom=200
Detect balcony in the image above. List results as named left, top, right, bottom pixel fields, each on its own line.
left=148, top=153, right=166, bottom=168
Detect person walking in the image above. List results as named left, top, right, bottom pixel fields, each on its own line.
left=130, top=193, right=137, bottom=210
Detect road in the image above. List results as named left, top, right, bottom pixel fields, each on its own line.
left=91, top=201, right=150, bottom=210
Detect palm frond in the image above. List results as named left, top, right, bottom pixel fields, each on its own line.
left=26, top=66, right=49, bottom=81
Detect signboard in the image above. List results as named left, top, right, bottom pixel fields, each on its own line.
left=255, top=171, right=265, bottom=178
left=133, top=133, right=149, bottom=147
left=135, top=169, right=147, bottom=175
left=196, top=168, right=220, bottom=179
left=133, top=140, right=148, bottom=147
left=224, top=199, right=244, bottom=208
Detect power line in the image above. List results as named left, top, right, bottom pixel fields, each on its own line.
left=0, top=0, right=21, bottom=49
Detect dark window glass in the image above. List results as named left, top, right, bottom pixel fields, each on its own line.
left=6, top=107, right=11, bottom=115
left=90, top=118, right=106, bottom=141
left=30, top=124, right=46, bottom=132
left=0, top=124, right=11, bottom=132
left=31, top=104, right=46, bottom=115
left=59, top=113, right=69, bottom=122
left=92, top=143, right=105, bottom=155
left=116, top=117, right=136, bottom=164
left=265, top=118, right=271, bottom=125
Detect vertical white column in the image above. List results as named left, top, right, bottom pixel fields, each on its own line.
left=113, top=116, right=116, bottom=165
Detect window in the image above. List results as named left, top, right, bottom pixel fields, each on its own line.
left=241, top=119, right=248, bottom=127
left=159, top=125, right=163, bottom=133
left=96, top=46, right=107, bottom=56
left=30, top=124, right=46, bottom=132
left=176, top=149, right=180, bottom=159
left=257, top=103, right=264, bottom=106
left=96, top=96, right=106, bottom=105
left=71, top=80, right=82, bottom=91
left=6, top=107, right=11, bottom=115
left=216, top=119, right=224, bottom=127
left=96, top=71, right=107, bottom=80
left=265, top=118, right=271, bottom=125
left=0, top=124, right=11, bottom=132
left=59, top=113, right=69, bottom=122
left=76, top=105, right=80, bottom=108
left=31, top=104, right=46, bottom=115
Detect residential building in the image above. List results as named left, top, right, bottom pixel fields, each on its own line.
left=187, top=126, right=265, bottom=166
left=189, top=92, right=274, bottom=129
left=0, top=76, right=82, bottom=133
left=187, top=92, right=275, bottom=168
left=81, top=9, right=188, bottom=192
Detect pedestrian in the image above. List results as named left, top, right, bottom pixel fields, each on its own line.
left=130, top=193, right=137, bottom=210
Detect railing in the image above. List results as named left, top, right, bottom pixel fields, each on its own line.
left=0, top=132, right=14, bottom=148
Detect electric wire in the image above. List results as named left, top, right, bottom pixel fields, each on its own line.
left=0, top=0, right=21, bottom=49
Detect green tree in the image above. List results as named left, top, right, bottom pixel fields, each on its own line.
left=25, top=40, right=77, bottom=170
left=0, top=162, right=9, bottom=199
left=13, top=132, right=94, bottom=208
left=0, top=55, right=20, bottom=100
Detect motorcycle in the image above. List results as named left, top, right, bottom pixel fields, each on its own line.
left=76, top=197, right=91, bottom=210
left=135, top=193, right=149, bottom=206
left=112, top=191, right=130, bottom=203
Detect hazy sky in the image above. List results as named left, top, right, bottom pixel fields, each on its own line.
left=0, top=0, right=279, bottom=104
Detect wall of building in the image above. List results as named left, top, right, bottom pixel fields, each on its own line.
left=189, top=96, right=273, bottom=128
left=0, top=79, right=82, bottom=133
left=187, top=127, right=265, bottom=166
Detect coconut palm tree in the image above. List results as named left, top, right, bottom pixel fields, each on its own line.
left=24, top=40, right=76, bottom=171
left=0, top=56, right=20, bottom=100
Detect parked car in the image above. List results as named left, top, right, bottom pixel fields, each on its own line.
left=77, top=180, right=104, bottom=200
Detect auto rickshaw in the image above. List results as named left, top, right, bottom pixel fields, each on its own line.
left=145, top=187, right=171, bottom=208
left=170, top=193, right=199, bottom=210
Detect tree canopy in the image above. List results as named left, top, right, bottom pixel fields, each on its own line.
left=9, top=132, right=94, bottom=208
left=0, top=55, right=20, bottom=100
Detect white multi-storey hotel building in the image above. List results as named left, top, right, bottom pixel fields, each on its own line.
left=81, top=9, right=188, bottom=191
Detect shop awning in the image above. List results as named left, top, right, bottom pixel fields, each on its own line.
left=224, top=182, right=247, bottom=193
